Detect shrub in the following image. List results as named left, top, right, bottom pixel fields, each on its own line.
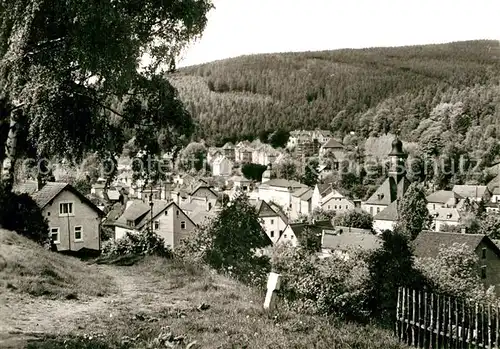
left=101, top=229, right=172, bottom=258
left=176, top=193, right=271, bottom=286
left=271, top=243, right=371, bottom=321
left=334, top=209, right=373, bottom=230
left=414, top=242, right=497, bottom=303
left=0, top=182, right=49, bottom=245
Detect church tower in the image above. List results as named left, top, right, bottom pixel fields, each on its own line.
left=388, top=136, right=407, bottom=183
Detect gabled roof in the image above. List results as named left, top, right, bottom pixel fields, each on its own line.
left=32, top=182, right=104, bottom=216
left=413, top=231, right=500, bottom=259
left=292, top=187, right=313, bottom=200
left=426, top=190, right=463, bottom=204
left=452, top=185, right=489, bottom=199
left=373, top=200, right=399, bottom=221
left=432, top=207, right=461, bottom=222
left=136, top=201, right=174, bottom=230
left=268, top=202, right=289, bottom=225
left=365, top=176, right=410, bottom=206
left=213, top=155, right=232, bottom=166
left=190, top=184, right=219, bottom=198
left=254, top=200, right=280, bottom=218
left=316, top=183, right=335, bottom=197
left=322, top=230, right=381, bottom=252
left=286, top=220, right=334, bottom=245
left=321, top=138, right=344, bottom=149
left=259, top=178, right=307, bottom=189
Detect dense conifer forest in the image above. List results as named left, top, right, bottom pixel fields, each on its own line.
left=170, top=40, right=500, bottom=155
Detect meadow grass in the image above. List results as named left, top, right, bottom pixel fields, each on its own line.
left=28, top=256, right=408, bottom=348
left=0, top=229, right=115, bottom=298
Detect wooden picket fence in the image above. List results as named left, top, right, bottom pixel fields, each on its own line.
left=396, top=287, right=500, bottom=348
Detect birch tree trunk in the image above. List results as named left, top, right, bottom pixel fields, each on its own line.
left=1, top=108, right=20, bottom=192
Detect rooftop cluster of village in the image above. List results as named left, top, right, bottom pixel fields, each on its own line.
left=12, top=129, right=500, bottom=289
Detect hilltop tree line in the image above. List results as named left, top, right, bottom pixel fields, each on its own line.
left=169, top=40, right=500, bottom=189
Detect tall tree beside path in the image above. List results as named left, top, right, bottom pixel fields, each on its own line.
left=0, top=0, right=213, bottom=191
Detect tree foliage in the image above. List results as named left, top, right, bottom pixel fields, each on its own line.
left=366, top=230, right=427, bottom=324
left=241, top=163, right=267, bottom=181
left=301, top=157, right=319, bottom=187
left=395, top=183, right=430, bottom=240
left=334, top=210, right=373, bottom=230
left=0, top=182, right=48, bottom=244
left=0, top=0, right=213, bottom=189
left=414, top=243, right=496, bottom=303
left=177, top=193, right=271, bottom=284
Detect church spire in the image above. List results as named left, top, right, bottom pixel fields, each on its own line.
left=388, top=134, right=407, bottom=183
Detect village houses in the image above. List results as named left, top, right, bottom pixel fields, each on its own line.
left=110, top=199, right=196, bottom=249
left=15, top=182, right=105, bottom=252
left=212, top=155, right=233, bottom=177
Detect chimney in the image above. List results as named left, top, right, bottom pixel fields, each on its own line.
left=461, top=227, right=467, bottom=234
left=36, top=176, right=46, bottom=191
left=176, top=192, right=180, bottom=205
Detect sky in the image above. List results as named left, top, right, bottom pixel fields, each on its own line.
left=176, top=0, right=500, bottom=67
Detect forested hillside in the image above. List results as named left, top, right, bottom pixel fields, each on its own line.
left=170, top=40, right=500, bottom=153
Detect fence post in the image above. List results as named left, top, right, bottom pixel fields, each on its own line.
left=424, top=291, right=428, bottom=349
left=397, top=287, right=401, bottom=340
left=449, top=296, right=453, bottom=347
left=489, top=304, right=492, bottom=349
left=434, top=295, right=441, bottom=349
left=263, top=272, right=281, bottom=311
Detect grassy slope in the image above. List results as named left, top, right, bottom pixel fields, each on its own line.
left=0, top=229, right=115, bottom=298
left=29, top=257, right=408, bottom=349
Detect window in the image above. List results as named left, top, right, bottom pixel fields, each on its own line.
left=154, top=221, right=160, bottom=230
left=345, top=205, right=348, bottom=209
left=208, top=202, right=213, bottom=210
left=291, top=235, right=294, bottom=239
left=328, top=205, right=331, bottom=210
left=370, top=207, right=373, bottom=215
left=47, top=212, right=50, bottom=216
left=433, top=204, right=436, bottom=210
left=334, top=205, right=337, bottom=210
left=377, top=207, right=380, bottom=213
left=74, top=226, right=83, bottom=241
left=270, top=231, right=274, bottom=237
left=482, top=248, right=487, bottom=259
left=127, top=220, right=134, bottom=227
left=50, top=227, right=60, bottom=244
left=164, top=210, right=168, bottom=215
left=481, top=266, right=487, bottom=279
left=59, top=202, right=74, bottom=216
left=180, top=221, right=186, bottom=229
left=284, top=234, right=287, bottom=238
left=270, top=219, right=274, bottom=224
left=176, top=210, right=179, bottom=216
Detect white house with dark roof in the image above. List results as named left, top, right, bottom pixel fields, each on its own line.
left=277, top=220, right=334, bottom=248
left=31, top=182, right=104, bottom=251
left=257, top=178, right=308, bottom=212
left=212, top=156, right=233, bottom=177
left=321, top=190, right=355, bottom=214
left=430, top=207, right=461, bottom=232
left=319, top=138, right=345, bottom=158
left=426, top=190, right=463, bottom=211
left=362, top=136, right=411, bottom=216
left=251, top=200, right=288, bottom=244
left=290, top=187, right=313, bottom=220
left=373, top=199, right=399, bottom=232
left=111, top=200, right=196, bottom=249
